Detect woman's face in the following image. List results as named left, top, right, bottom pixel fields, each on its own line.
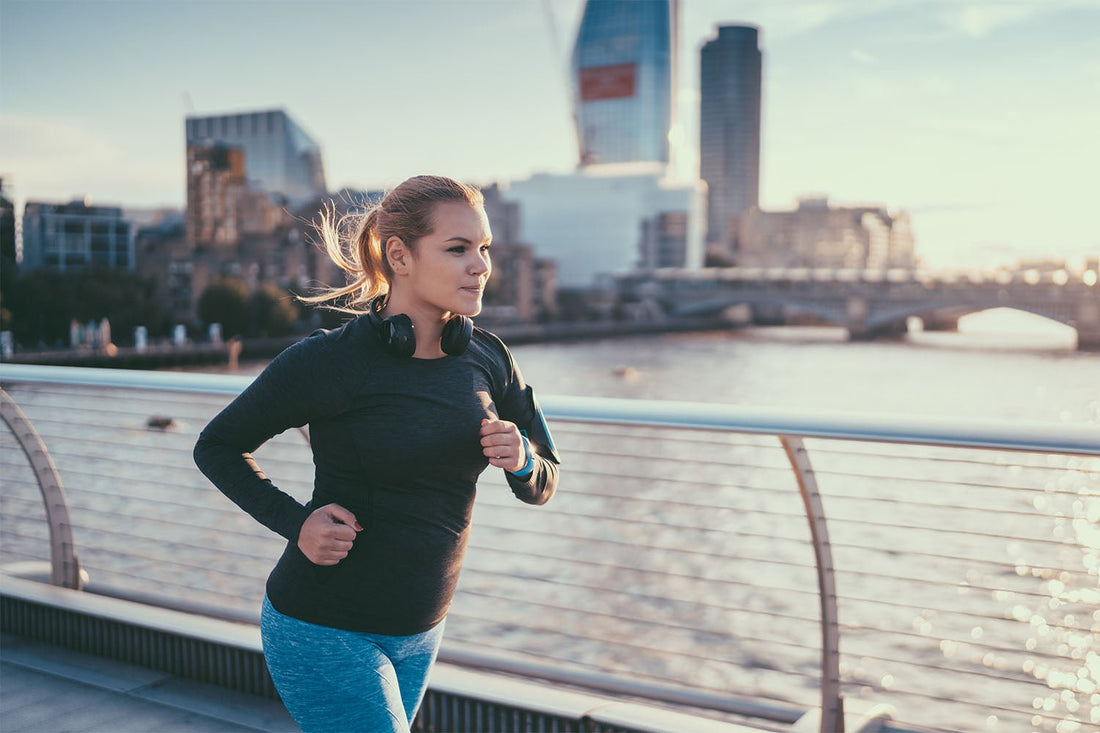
left=403, top=202, right=493, bottom=317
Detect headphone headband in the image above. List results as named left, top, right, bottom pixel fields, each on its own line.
left=366, top=296, right=472, bottom=358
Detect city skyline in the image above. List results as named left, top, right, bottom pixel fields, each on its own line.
left=2, top=0, right=1098, bottom=269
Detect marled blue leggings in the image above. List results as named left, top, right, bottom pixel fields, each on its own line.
left=260, top=596, right=445, bottom=733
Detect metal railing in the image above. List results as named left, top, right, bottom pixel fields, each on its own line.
left=1, top=363, right=1097, bottom=732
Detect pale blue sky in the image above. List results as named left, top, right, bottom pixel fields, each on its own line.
left=2, top=0, right=1098, bottom=268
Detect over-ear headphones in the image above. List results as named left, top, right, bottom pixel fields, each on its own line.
left=366, top=296, right=473, bottom=358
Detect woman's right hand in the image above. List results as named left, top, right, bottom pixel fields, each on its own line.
left=297, top=503, right=362, bottom=565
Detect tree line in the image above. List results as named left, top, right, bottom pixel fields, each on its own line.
left=1, top=268, right=311, bottom=349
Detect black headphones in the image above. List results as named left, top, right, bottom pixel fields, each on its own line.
left=365, top=296, right=473, bottom=358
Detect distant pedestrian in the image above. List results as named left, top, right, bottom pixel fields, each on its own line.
left=194, top=174, right=560, bottom=732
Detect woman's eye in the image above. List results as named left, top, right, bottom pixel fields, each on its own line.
left=448, top=246, right=465, bottom=254
left=480, top=245, right=491, bottom=254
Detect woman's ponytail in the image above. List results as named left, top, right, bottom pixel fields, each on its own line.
left=298, top=202, right=389, bottom=313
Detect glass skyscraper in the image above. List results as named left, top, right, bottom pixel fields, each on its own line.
left=571, top=0, right=676, bottom=167
left=184, top=109, right=326, bottom=208
left=699, top=25, right=762, bottom=250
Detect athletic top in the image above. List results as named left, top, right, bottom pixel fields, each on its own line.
left=193, top=314, right=558, bottom=635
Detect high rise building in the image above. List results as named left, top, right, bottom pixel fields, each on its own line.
left=185, top=109, right=326, bottom=211
left=571, top=0, right=676, bottom=168
left=700, top=25, right=762, bottom=255
left=21, top=200, right=136, bottom=272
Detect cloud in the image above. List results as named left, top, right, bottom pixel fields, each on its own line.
left=850, top=49, right=876, bottom=65
left=934, top=4, right=1036, bottom=38
left=0, top=114, right=178, bottom=204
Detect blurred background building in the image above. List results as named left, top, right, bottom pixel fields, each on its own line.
left=700, top=24, right=762, bottom=261
left=509, top=0, right=703, bottom=290
left=572, top=0, right=676, bottom=168
left=21, top=200, right=136, bottom=273
left=735, top=196, right=916, bottom=270
left=185, top=109, right=326, bottom=211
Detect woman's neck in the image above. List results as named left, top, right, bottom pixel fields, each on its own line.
left=380, top=292, right=451, bottom=359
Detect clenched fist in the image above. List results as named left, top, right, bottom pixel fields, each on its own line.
left=480, top=418, right=526, bottom=473
left=297, top=503, right=362, bottom=566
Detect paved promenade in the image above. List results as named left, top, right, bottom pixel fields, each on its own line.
left=0, top=634, right=297, bottom=732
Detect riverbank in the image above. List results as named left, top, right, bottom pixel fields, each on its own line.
left=0, top=316, right=734, bottom=370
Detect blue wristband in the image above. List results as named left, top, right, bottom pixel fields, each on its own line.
left=508, top=433, right=536, bottom=478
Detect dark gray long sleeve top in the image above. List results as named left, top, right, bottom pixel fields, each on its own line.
left=193, top=315, right=558, bottom=634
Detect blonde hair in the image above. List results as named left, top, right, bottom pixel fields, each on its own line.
left=301, top=175, right=484, bottom=314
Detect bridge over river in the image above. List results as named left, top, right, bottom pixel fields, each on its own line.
left=614, top=268, right=1100, bottom=349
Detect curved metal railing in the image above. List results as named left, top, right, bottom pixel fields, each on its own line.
left=1, top=363, right=1097, bottom=733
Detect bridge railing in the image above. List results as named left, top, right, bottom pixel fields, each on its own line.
left=1, top=364, right=1097, bottom=733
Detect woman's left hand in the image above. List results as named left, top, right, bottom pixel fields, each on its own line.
left=480, top=418, right=526, bottom=473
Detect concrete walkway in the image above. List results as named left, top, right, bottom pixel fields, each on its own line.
left=0, top=634, right=297, bottom=732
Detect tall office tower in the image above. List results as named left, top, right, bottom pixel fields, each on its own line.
left=700, top=25, right=762, bottom=253
left=571, top=0, right=676, bottom=167
left=185, top=109, right=326, bottom=210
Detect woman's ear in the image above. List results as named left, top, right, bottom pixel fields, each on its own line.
left=386, top=237, right=409, bottom=274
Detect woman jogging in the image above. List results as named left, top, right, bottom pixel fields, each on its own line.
left=194, top=174, right=560, bottom=732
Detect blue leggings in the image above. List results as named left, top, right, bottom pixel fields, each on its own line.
left=260, top=596, right=445, bottom=733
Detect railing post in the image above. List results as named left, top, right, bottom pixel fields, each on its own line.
left=780, top=436, right=843, bottom=732
left=0, top=388, right=83, bottom=589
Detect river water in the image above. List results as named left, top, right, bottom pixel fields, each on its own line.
left=2, top=310, right=1097, bottom=732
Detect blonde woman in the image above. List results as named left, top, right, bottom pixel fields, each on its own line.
left=194, top=175, right=560, bottom=732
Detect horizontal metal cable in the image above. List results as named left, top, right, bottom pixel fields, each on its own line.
left=468, top=536, right=817, bottom=597
left=455, top=567, right=818, bottom=625
left=458, top=588, right=820, bottom=654
left=474, top=501, right=1075, bottom=587
left=450, top=604, right=818, bottom=680
left=442, top=631, right=814, bottom=717
left=470, top=531, right=1070, bottom=621
left=473, top=505, right=820, bottom=573
left=82, top=565, right=260, bottom=603
left=48, top=504, right=279, bottom=559
left=475, top=528, right=1069, bottom=613
left=566, top=475, right=1084, bottom=520
left=855, top=683, right=1078, bottom=731
left=809, top=443, right=1095, bottom=475
left=812, top=466, right=1091, bottom=499
left=487, top=465, right=1081, bottom=526
left=8, top=386, right=230, bottom=412
left=837, top=620, right=1087, bottom=658
left=556, top=465, right=1088, bottom=528
left=559, top=424, right=1094, bottom=471
left=20, top=440, right=312, bottom=474
left=0, top=549, right=48, bottom=563
left=0, top=492, right=44, bottom=507
left=838, top=646, right=1065, bottom=690
left=439, top=638, right=819, bottom=719
left=3, top=473, right=271, bottom=526
left=561, top=446, right=1088, bottom=500
left=64, top=522, right=276, bottom=570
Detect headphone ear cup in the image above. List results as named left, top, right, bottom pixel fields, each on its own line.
left=440, top=315, right=473, bottom=355
left=382, top=314, right=417, bottom=358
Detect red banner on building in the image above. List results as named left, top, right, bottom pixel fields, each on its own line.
left=579, top=63, right=637, bottom=101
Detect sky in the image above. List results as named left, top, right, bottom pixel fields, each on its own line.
left=1, top=0, right=1098, bottom=269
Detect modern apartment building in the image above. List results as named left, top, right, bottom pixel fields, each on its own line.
left=21, top=200, right=136, bottom=272
left=700, top=24, right=762, bottom=254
